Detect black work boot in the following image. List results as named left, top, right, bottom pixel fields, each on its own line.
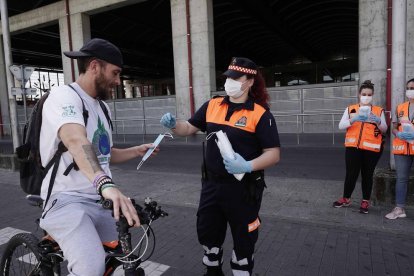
left=203, top=266, right=225, bottom=276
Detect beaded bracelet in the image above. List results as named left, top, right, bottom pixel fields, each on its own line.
left=92, top=173, right=107, bottom=188
left=96, top=176, right=113, bottom=195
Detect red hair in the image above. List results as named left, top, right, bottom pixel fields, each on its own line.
left=248, top=71, right=270, bottom=109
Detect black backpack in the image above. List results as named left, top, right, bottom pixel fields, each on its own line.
left=15, top=84, right=113, bottom=206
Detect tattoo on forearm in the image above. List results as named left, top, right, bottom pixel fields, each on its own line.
left=82, top=145, right=101, bottom=173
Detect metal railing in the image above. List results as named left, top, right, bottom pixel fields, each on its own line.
left=0, top=111, right=392, bottom=146
left=273, top=112, right=343, bottom=144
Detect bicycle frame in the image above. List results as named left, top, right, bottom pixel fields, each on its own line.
left=1, top=195, right=167, bottom=276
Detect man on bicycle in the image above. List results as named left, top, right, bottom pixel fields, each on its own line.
left=39, top=38, right=156, bottom=275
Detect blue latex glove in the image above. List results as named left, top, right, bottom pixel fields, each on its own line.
left=160, top=113, right=176, bottom=129
left=397, top=132, right=414, bottom=140
left=350, top=114, right=367, bottom=123
left=368, top=113, right=381, bottom=124
left=223, top=153, right=252, bottom=174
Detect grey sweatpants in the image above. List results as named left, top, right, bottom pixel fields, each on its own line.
left=40, top=193, right=117, bottom=276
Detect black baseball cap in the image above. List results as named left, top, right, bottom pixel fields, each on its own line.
left=223, top=57, right=258, bottom=79
left=63, top=38, right=123, bottom=68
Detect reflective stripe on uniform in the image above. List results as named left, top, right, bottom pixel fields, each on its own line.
left=232, top=270, right=250, bottom=276
left=203, top=256, right=220, bottom=266
left=202, top=245, right=222, bottom=267
left=203, top=246, right=220, bottom=255
left=393, top=145, right=405, bottom=151
left=362, top=141, right=381, bottom=150
left=248, top=218, right=260, bottom=232
left=345, top=137, right=356, bottom=143
left=231, top=250, right=249, bottom=266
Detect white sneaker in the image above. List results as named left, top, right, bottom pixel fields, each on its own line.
left=385, top=207, right=407, bottom=220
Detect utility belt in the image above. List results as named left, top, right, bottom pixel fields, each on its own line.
left=200, top=141, right=265, bottom=205
left=202, top=167, right=234, bottom=181
left=202, top=165, right=266, bottom=205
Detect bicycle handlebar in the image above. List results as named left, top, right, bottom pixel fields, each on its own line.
left=101, top=197, right=168, bottom=225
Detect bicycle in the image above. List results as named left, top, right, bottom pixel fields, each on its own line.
left=0, top=195, right=168, bottom=276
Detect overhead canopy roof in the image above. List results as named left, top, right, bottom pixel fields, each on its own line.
left=5, top=0, right=358, bottom=81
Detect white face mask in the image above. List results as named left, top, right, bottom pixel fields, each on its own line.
left=224, top=78, right=245, bottom=98
left=406, top=90, right=414, bottom=99
left=360, top=95, right=372, bottom=105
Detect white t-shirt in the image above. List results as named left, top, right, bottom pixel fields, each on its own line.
left=39, top=83, right=113, bottom=200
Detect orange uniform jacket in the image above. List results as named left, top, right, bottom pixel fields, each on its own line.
left=392, top=102, right=414, bottom=155
left=344, top=104, right=383, bottom=152
left=206, top=97, right=266, bottom=133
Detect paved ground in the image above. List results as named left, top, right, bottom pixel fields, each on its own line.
left=0, top=136, right=413, bottom=275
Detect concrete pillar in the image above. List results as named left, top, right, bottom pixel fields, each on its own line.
left=190, top=0, right=216, bottom=110
left=1, top=0, right=20, bottom=149
left=407, top=0, right=414, bottom=79
left=0, top=37, right=10, bottom=135
left=171, top=0, right=216, bottom=120
left=59, top=12, right=91, bottom=84
left=391, top=0, right=407, bottom=170
left=391, top=0, right=407, bottom=119
left=359, top=0, right=387, bottom=108
left=123, top=80, right=133, bottom=98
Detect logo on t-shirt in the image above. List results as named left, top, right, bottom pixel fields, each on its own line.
left=235, top=116, right=247, bottom=127
left=61, top=104, right=77, bottom=117
left=92, top=117, right=110, bottom=162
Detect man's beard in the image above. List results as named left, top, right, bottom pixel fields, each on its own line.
left=95, top=72, right=111, bottom=100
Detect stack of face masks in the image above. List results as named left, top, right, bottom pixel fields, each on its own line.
left=402, top=122, right=414, bottom=144
left=359, top=106, right=370, bottom=118
left=215, top=130, right=244, bottom=181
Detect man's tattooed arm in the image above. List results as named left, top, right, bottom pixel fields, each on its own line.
left=82, top=145, right=102, bottom=173
left=59, top=123, right=107, bottom=182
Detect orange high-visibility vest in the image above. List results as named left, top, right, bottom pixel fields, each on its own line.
left=392, top=102, right=414, bottom=155
left=344, top=104, right=383, bottom=152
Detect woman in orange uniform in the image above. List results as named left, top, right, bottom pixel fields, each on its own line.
left=333, top=80, right=387, bottom=213
left=385, top=78, right=414, bottom=219
left=160, top=57, right=280, bottom=275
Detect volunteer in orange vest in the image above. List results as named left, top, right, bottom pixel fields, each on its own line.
left=385, top=78, right=414, bottom=219
left=333, top=80, right=387, bottom=214
left=160, top=57, right=280, bottom=276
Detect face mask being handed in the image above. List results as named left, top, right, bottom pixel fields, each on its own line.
left=224, top=78, right=245, bottom=98
left=406, top=90, right=414, bottom=99
left=360, top=95, right=372, bottom=105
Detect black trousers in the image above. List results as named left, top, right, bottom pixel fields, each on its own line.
left=343, top=147, right=383, bottom=200
left=197, top=172, right=265, bottom=273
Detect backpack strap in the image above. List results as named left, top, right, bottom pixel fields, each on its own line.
left=67, top=84, right=112, bottom=130
left=98, top=100, right=113, bottom=131
left=62, top=84, right=90, bottom=175
left=42, top=142, right=67, bottom=209
left=68, top=84, right=89, bottom=126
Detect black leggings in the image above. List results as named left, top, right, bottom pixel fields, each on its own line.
left=343, top=147, right=383, bottom=200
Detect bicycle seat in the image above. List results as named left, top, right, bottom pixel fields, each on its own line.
left=26, top=194, right=43, bottom=207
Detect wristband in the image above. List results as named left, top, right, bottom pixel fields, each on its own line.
left=100, top=184, right=117, bottom=194
left=96, top=176, right=113, bottom=196
left=92, top=173, right=107, bottom=188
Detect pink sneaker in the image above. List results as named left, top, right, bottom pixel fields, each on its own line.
left=333, top=197, right=351, bottom=208
left=359, top=200, right=369, bottom=214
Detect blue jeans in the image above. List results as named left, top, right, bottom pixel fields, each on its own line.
left=394, top=155, right=414, bottom=207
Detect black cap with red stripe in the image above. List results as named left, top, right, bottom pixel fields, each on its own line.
left=223, top=57, right=257, bottom=79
